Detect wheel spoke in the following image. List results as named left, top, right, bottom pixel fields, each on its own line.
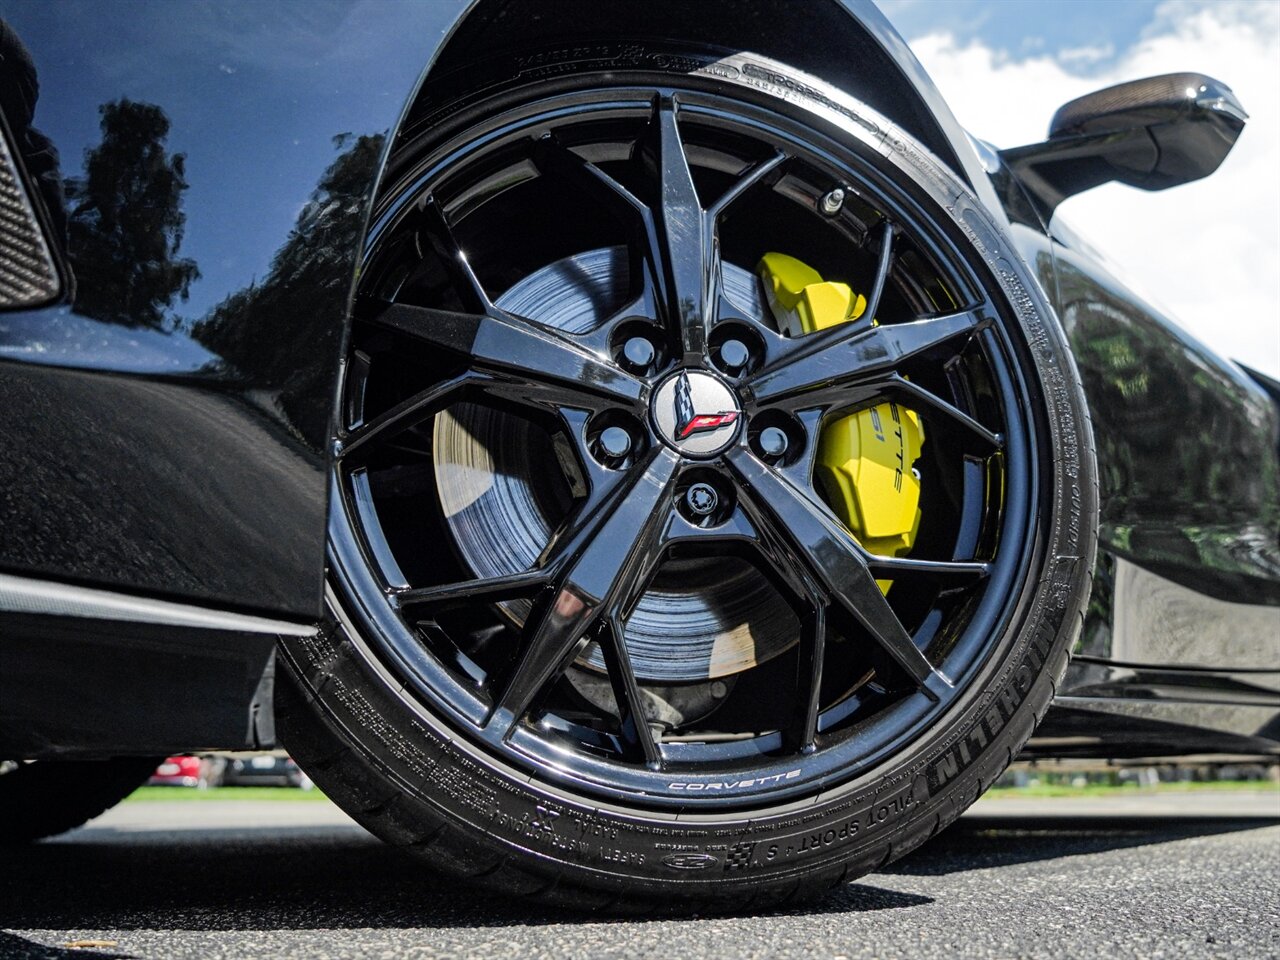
left=601, top=615, right=663, bottom=768
left=362, top=300, right=645, bottom=409
left=733, top=490, right=821, bottom=608
left=794, top=604, right=827, bottom=753
left=706, top=152, right=786, bottom=221
left=485, top=448, right=681, bottom=736
left=532, top=134, right=660, bottom=315
left=707, top=152, right=785, bottom=330
left=338, top=364, right=616, bottom=459
left=340, top=369, right=492, bottom=457
left=532, top=134, right=648, bottom=217
left=643, top=97, right=709, bottom=363
left=726, top=448, right=944, bottom=698
left=415, top=194, right=492, bottom=314
left=750, top=309, right=985, bottom=407
left=392, top=461, right=634, bottom=612
left=862, top=220, right=895, bottom=325
left=886, top=375, right=1003, bottom=451
left=392, top=568, right=553, bottom=613
left=865, top=556, right=990, bottom=581
left=531, top=120, right=783, bottom=366
left=524, top=479, right=620, bottom=580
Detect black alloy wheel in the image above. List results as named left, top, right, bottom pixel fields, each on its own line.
left=278, top=46, right=1096, bottom=910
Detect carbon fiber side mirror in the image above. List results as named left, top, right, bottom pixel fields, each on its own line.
left=999, top=73, right=1247, bottom=222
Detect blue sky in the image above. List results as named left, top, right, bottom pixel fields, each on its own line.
left=875, top=0, right=1280, bottom=376
left=876, top=0, right=1164, bottom=65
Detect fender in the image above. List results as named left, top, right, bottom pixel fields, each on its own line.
left=0, top=2, right=464, bottom=618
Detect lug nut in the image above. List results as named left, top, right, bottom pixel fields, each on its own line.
left=685, top=482, right=719, bottom=517
left=718, top=338, right=750, bottom=374
left=759, top=426, right=789, bottom=459
left=621, top=336, right=656, bottom=371
left=820, top=187, right=845, bottom=216
left=598, top=426, right=632, bottom=460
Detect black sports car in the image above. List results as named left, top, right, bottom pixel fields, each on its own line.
left=1, top=0, right=1276, bottom=909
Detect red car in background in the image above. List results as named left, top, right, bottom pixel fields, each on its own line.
left=147, top=756, right=223, bottom=789
left=148, top=754, right=309, bottom=789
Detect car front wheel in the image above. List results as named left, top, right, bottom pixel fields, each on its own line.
left=278, top=45, right=1097, bottom=910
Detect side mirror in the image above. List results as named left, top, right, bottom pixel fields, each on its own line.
left=998, top=73, right=1247, bottom=222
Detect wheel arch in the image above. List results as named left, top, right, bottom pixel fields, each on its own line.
left=411, top=0, right=1003, bottom=218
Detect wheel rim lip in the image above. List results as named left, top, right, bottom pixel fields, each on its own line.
left=332, top=84, right=1047, bottom=810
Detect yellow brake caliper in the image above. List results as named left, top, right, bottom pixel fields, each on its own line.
left=757, top=252, right=924, bottom=594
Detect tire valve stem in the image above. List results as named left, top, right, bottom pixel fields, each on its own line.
left=820, top=187, right=845, bottom=216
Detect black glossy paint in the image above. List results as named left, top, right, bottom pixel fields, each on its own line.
left=0, top=612, right=276, bottom=757
left=1005, top=199, right=1280, bottom=613
left=1052, top=225, right=1280, bottom=609
left=0, top=1, right=464, bottom=617
left=1005, top=180, right=1279, bottom=737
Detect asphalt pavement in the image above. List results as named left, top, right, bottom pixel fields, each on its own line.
left=1, top=790, right=1277, bottom=959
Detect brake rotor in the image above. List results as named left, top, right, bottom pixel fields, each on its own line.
left=433, top=246, right=799, bottom=683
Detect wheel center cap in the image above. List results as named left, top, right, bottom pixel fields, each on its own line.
left=651, top=369, right=742, bottom=457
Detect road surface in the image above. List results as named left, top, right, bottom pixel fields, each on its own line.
left=1, top=789, right=1277, bottom=959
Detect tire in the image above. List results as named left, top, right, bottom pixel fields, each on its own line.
left=279, top=44, right=1098, bottom=911
left=0, top=758, right=159, bottom=843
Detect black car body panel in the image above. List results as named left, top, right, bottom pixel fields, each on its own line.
left=0, top=0, right=462, bottom=619
left=0, top=0, right=1276, bottom=760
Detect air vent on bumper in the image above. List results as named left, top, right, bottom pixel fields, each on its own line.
left=0, top=122, right=59, bottom=307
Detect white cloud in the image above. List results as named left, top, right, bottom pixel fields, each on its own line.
left=1056, top=43, right=1114, bottom=66
left=907, top=1, right=1280, bottom=377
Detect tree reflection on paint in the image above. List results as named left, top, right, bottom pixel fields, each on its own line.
left=193, top=132, right=385, bottom=443
left=65, top=99, right=199, bottom=330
